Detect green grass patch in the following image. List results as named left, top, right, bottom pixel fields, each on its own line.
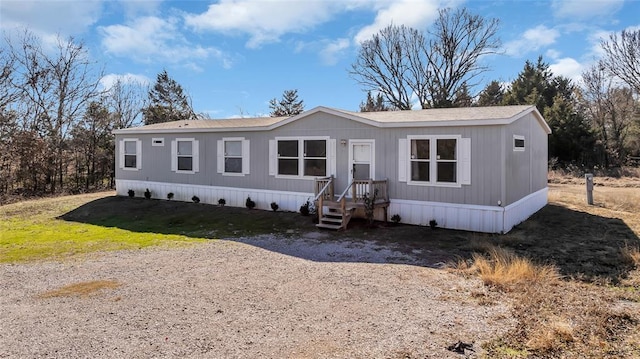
left=0, top=192, right=318, bottom=263
left=0, top=193, right=204, bottom=263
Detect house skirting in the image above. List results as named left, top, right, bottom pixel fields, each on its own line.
left=115, top=179, right=314, bottom=213
left=116, top=180, right=547, bottom=234
left=388, top=187, right=548, bottom=233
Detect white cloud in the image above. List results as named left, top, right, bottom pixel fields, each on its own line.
left=549, top=57, right=584, bottom=82
left=0, top=0, right=103, bottom=35
left=99, top=16, right=234, bottom=69
left=552, top=0, right=624, bottom=20
left=353, top=0, right=442, bottom=44
left=184, top=0, right=339, bottom=48
left=116, top=0, right=163, bottom=18
left=504, top=25, right=560, bottom=57
left=100, top=73, right=151, bottom=90
left=545, top=49, right=561, bottom=60
left=320, top=38, right=351, bottom=65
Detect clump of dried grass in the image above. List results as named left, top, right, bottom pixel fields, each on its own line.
left=622, top=245, right=640, bottom=267
left=38, top=280, right=121, bottom=298
left=462, top=247, right=559, bottom=291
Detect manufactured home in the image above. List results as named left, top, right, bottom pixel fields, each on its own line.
left=113, top=105, right=550, bottom=233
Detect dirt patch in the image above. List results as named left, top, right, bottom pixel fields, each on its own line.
left=38, top=280, right=121, bottom=298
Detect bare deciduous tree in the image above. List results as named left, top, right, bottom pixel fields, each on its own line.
left=582, top=64, right=638, bottom=166
left=600, top=29, right=640, bottom=95
left=107, top=78, right=146, bottom=130
left=7, top=31, right=103, bottom=193
left=350, top=8, right=500, bottom=110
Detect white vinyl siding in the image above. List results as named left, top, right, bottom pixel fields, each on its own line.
left=171, top=138, right=199, bottom=174
left=270, top=137, right=333, bottom=179
left=217, top=138, right=250, bottom=176
left=119, top=138, right=141, bottom=170
left=399, top=135, right=471, bottom=187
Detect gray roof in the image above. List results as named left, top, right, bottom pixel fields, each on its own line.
left=114, top=105, right=548, bottom=134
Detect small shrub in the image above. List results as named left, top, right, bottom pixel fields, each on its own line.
left=391, top=214, right=401, bottom=224
left=192, top=195, right=200, bottom=203
left=245, top=196, right=255, bottom=209
left=362, top=189, right=378, bottom=226
left=144, top=188, right=151, bottom=199
left=270, top=202, right=279, bottom=212
left=429, top=219, right=438, bottom=229
left=127, top=189, right=135, bottom=198
left=218, top=198, right=226, bottom=206
left=167, top=192, right=174, bottom=200
left=300, top=200, right=310, bottom=216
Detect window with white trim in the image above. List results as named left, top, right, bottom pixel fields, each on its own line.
left=270, top=137, right=330, bottom=178
left=171, top=138, right=199, bottom=173
left=217, top=138, right=250, bottom=175
left=514, top=135, right=525, bottom=151
left=400, top=135, right=471, bottom=186
left=119, top=138, right=141, bottom=170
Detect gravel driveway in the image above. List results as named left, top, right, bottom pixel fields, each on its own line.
left=1, top=234, right=513, bottom=358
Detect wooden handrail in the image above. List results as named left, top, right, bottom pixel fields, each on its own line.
left=336, top=179, right=355, bottom=202
left=313, top=176, right=334, bottom=201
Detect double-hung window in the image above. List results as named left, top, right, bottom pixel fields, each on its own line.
left=400, top=135, right=470, bottom=186
left=171, top=138, right=199, bottom=173
left=217, top=138, right=250, bottom=175
left=119, top=138, right=141, bottom=170
left=303, top=139, right=327, bottom=177
left=270, top=137, right=332, bottom=178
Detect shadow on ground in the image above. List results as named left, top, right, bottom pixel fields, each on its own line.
left=60, top=196, right=639, bottom=283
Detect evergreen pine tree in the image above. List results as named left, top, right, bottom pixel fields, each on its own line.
left=269, top=89, right=304, bottom=117
left=360, top=91, right=389, bottom=112
left=142, top=70, right=195, bottom=125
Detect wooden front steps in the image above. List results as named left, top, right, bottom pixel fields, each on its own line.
left=316, top=203, right=356, bottom=230
left=313, top=176, right=390, bottom=231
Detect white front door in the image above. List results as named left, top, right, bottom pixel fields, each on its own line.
left=349, top=140, right=374, bottom=183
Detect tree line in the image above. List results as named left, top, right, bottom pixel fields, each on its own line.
left=1, top=11, right=638, bottom=201
left=353, top=9, right=640, bottom=169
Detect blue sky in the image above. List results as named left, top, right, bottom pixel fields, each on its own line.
left=1, top=0, right=638, bottom=119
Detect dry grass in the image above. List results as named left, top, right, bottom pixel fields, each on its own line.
left=623, top=245, right=640, bottom=267
left=466, top=247, right=559, bottom=291
left=38, top=280, right=121, bottom=298
left=456, top=178, right=640, bottom=358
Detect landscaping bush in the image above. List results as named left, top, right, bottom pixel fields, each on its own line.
left=246, top=196, right=256, bottom=209
left=144, top=188, right=151, bottom=199
left=167, top=192, right=174, bottom=200
left=270, top=202, right=279, bottom=212
left=218, top=198, right=226, bottom=206
left=391, top=214, right=401, bottom=224
left=300, top=200, right=310, bottom=216
left=429, top=219, right=438, bottom=229
left=127, top=189, right=135, bottom=198
left=192, top=195, right=200, bottom=203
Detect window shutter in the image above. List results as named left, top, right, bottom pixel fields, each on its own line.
left=398, top=138, right=407, bottom=182
left=460, top=137, right=471, bottom=185
left=217, top=140, right=224, bottom=173
left=171, top=140, right=177, bottom=172
left=328, top=139, right=336, bottom=176
left=242, top=139, right=250, bottom=174
left=118, top=139, right=124, bottom=169
left=268, top=140, right=276, bottom=176
left=193, top=140, right=200, bottom=172
left=136, top=139, right=142, bottom=170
